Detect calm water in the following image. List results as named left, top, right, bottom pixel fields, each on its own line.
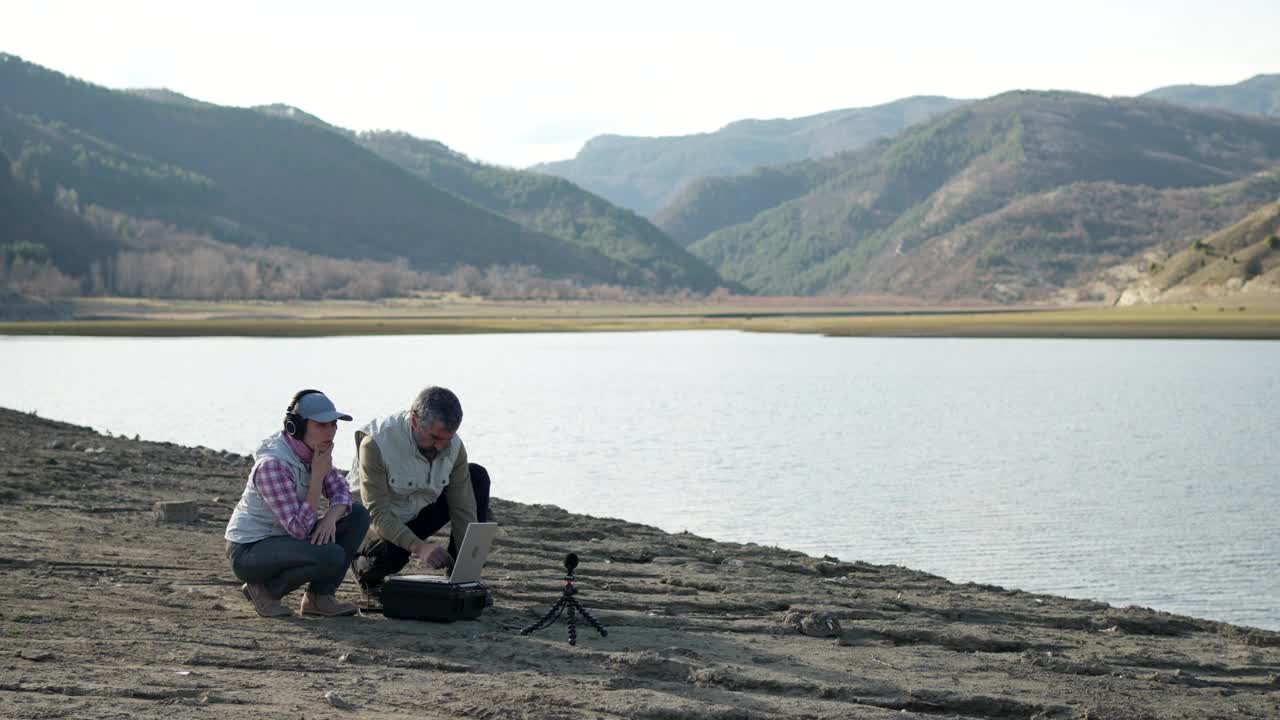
left=2, top=331, right=1277, bottom=630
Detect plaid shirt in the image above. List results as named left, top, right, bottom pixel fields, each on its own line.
left=253, top=434, right=352, bottom=540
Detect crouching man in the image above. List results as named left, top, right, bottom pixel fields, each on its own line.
left=348, top=386, right=492, bottom=600
left=224, top=390, right=371, bottom=618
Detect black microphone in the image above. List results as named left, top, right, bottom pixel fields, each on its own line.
left=564, top=553, right=579, bottom=572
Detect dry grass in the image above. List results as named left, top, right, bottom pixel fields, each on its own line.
left=3, top=298, right=1279, bottom=339
left=747, top=305, right=1280, bottom=339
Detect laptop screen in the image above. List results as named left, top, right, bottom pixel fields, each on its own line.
left=448, top=521, right=498, bottom=583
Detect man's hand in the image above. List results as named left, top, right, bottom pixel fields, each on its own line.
left=409, top=540, right=452, bottom=569
left=310, top=513, right=338, bottom=545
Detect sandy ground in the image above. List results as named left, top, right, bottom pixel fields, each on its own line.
left=0, top=408, right=1277, bottom=719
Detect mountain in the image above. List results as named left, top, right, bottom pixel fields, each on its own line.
left=1116, top=201, right=1280, bottom=305
left=1143, top=74, right=1280, bottom=117
left=356, top=132, right=723, bottom=290
left=531, top=96, right=967, bottom=217
left=0, top=54, right=718, bottom=292
left=685, top=91, right=1280, bottom=300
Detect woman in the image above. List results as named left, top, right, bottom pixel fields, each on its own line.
left=223, top=389, right=371, bottom=617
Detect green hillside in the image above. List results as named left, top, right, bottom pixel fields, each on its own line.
left=532, top=96, right=966, bottom=216
left=652, top=154, right=853, bottom=247
left=0, top=54, right=710, bottom=291
left=1143, top=74, right=1280, bottom=116
left=1, top=104, right=220, bottom=227
left=1, top=148, right=119, bottom=280
left=357, top=132, right=723, bottom=290
left=687, top=92, right=1280, bottom=299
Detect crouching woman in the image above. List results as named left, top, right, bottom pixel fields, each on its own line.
left=223, top=390, right=371, bottom=618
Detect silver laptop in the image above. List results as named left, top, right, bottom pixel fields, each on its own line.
left=401, top=522, right=497, bottom=584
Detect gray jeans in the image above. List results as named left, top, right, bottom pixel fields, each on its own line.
left=226, top=503, right=370, bottom=597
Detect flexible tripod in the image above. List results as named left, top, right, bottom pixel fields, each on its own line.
left=520, top=553, right=608, bottom=646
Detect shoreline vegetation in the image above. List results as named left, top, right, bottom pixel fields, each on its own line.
left=1, top=407, right=1278, bottom=718
left=3, top=296, right=1280, bottom=339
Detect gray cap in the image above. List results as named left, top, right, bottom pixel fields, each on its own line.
left=295, top=392, right=353, bottom=423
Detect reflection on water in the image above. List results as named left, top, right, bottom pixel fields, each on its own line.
left=2, top=331, right=1277, bottom=629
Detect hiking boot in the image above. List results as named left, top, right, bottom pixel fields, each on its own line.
left=240, top=582, right=291, bottom=618
left=300, top=592, right=359, bottom=617
left=358, top=579, right=383, bottom=606
left=352, top=556, right=383, bottom=605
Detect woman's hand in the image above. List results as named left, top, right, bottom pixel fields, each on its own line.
left=310, top=513, right=339, bottom=545
left=310, top=440, right=335, bottom=478
left=306, top=441, right=335, bottom=513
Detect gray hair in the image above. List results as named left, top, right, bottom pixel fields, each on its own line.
left=411, top=386, right=463, bottom=432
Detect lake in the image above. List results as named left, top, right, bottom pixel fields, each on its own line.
left=2, top=331, right=1276, bottom=630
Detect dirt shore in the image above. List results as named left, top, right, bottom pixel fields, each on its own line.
left=0, top=408, right=1277, bottom=719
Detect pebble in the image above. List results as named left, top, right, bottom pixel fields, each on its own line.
left=801, top=612, right=843, bottom=637
left=324, top=691, right=356, bottom=710
left=17, top=649, right=54, bottom=662
left=781, top=610, right=843, bottom=638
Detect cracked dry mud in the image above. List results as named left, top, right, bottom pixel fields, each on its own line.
left=0, top=408, right=1278, bottom=719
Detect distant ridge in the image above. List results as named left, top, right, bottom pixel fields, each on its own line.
left=531, top=96, right=967, bottom=216
left=124, top=88, right=215, bottom=108
left=1142, top=74, right=1280, bottom=116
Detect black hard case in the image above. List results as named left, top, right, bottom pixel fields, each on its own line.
left=380, top=577, right=489, bottom=621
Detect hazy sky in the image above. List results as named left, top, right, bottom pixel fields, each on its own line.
left=3, top=0, right=1277, bottom=168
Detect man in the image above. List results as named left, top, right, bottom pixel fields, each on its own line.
left=224, top=389, right=370, bottom=618
left=348, top=386, right=492, bottom=599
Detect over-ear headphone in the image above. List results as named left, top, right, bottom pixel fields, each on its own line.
left=284, top=388, right=324, bottom=440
